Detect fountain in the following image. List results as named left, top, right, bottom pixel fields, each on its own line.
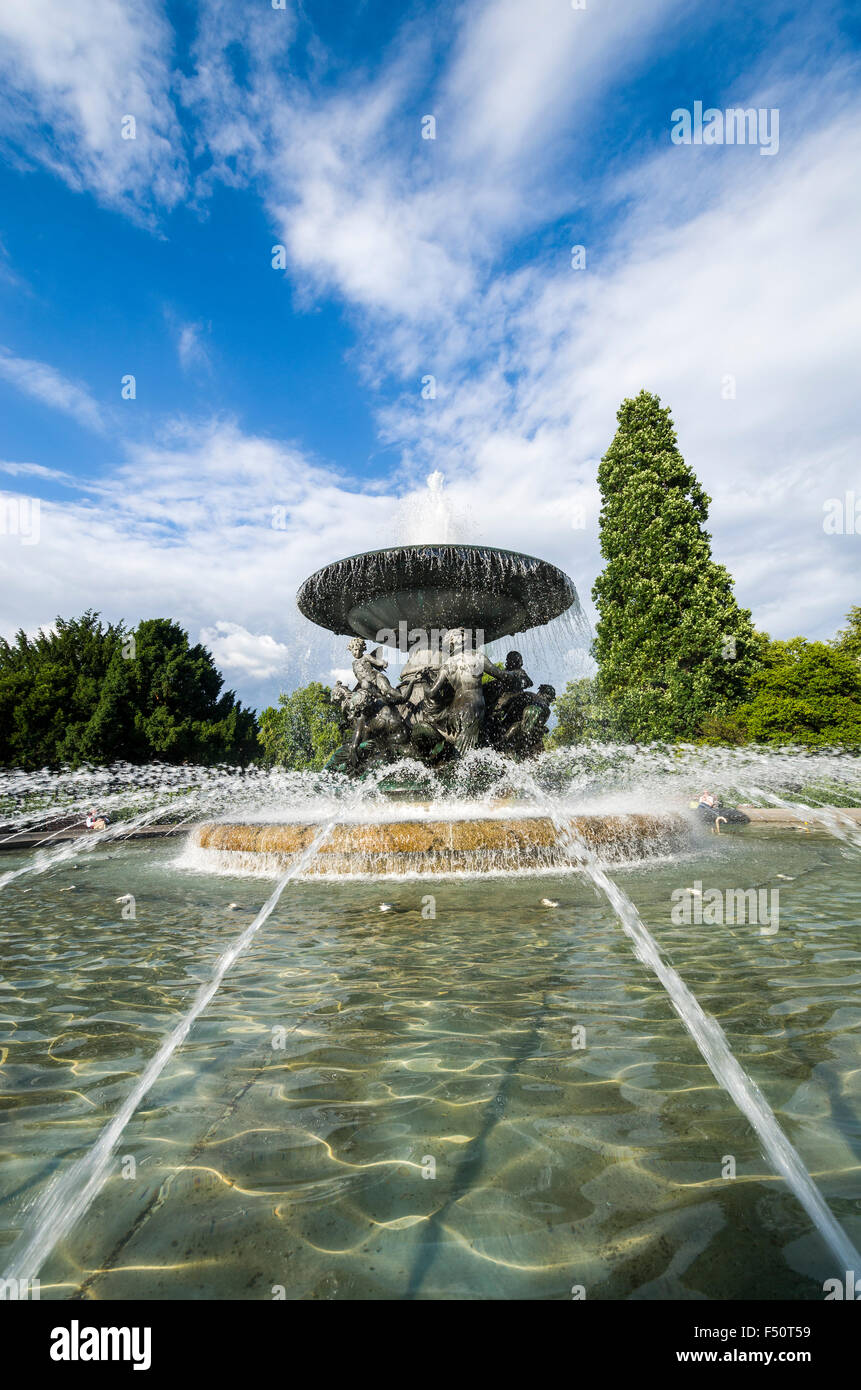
left=199, top=542, right=688, bottom=873
left=3, top=514, right=858, bottom=1298
left=296, top=543, right=578, bottom=652
left=298, top=543, right=576, bottom=769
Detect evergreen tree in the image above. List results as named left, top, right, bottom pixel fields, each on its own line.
left=81, top=618, right=258, bottom=765
left=0, top=613, right=258, bottom=768
left=0, top=613, right=125, bottom=768
left=592, top=391, right=758, bottom=740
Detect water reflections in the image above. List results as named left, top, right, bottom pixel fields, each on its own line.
left=0, top=829, right=858, bottom=1298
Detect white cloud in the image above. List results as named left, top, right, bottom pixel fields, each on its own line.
left=0, top=418, right=398, bottom=705
left=177, top=3, right=856, bottom=649
left=0, top=460, right=77, bottom=484
left=0, top=0, right=185, bottom=218
left=431, top=101, right=861, bottom=644
left=186, top=0, right=684, bottom=334
left=0, top=348, right=105, bottom=432
left=440, top=0, right=676, bottom=172
left=198, top=621, right=290, bottom=681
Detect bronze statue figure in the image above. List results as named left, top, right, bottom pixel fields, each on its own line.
left=347, top=637, right=396, bottom=697
left=424, top=628, right=500, bottom=756
left=331, top=673, right=416, bottom=770
left=328, top=631, right=557, bottom=775
left=298, top=541, right=576, bottom=775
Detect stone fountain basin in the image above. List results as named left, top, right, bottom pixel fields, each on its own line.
left=194, top=812, right=689, bottom=876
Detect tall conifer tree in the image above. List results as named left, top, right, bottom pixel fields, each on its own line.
left=592, top=391, right=757, bottom=740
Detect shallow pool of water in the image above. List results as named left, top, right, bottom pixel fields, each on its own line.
left=0, top=826, right=859, bottom=1299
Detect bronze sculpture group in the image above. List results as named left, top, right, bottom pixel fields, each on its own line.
left=328, top=630, right=555, bottom=774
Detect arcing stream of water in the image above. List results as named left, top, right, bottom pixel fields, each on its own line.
left=548, top=810, right=861, bottom=1275
left=0, top=812, right=347, bottom=1284
left=0, top=764, right=350, bottom=894
left=0, top=799, right=200, bottom=894
left=493, top=754, right=861, bottom=1273
left=740, top=785, right=861, bottom=852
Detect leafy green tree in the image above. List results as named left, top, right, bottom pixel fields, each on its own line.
left=258, top=682, right=346, bottom=770
left=734, top=634, right=861, bottom=745
left=547, top=677, right=619, bottom=744
left=696, top=712, right=749, bottom=746
left=833, top=605, right=861, bottom=666
left=82, top=618, right=258, bottom=765
left=592, top=391, right=759, bottom=740
left=0, top=613, right=258, bottom=768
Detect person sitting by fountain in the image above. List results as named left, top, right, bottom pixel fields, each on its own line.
left=424, top=628, right=501, bottom=757
left=690, top=790, right=750, bottom=826
left=85, top=807, right=109, bottom=831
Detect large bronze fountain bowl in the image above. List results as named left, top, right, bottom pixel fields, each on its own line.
left=296, top=543, right=579, bottom=646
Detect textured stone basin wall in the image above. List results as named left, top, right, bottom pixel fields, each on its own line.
left=194, top=813, right=689, bottom=876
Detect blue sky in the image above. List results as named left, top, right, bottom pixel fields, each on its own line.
left=0, top=0, right=859, bottom=710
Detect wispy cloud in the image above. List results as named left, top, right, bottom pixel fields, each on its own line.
left=0, top=0, right=186, bottom=220
left=0, top=460, right=77, bottom=484
left=186, top=0, right=685, bottom=334
left=0, top=348, right=105, bottom=433
left=176, top=321, right=211, bottom=372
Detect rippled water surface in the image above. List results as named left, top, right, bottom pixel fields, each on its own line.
left=1, top=826, right=859, bottom=1300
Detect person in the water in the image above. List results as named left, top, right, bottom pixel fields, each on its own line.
left=690, top=791, right=749, bottom=826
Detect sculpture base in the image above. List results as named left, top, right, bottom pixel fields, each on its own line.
left=194, top=813, right=689, bottom=877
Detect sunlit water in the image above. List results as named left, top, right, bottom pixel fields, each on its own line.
left=1, top=797, right=859, bottom=1299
